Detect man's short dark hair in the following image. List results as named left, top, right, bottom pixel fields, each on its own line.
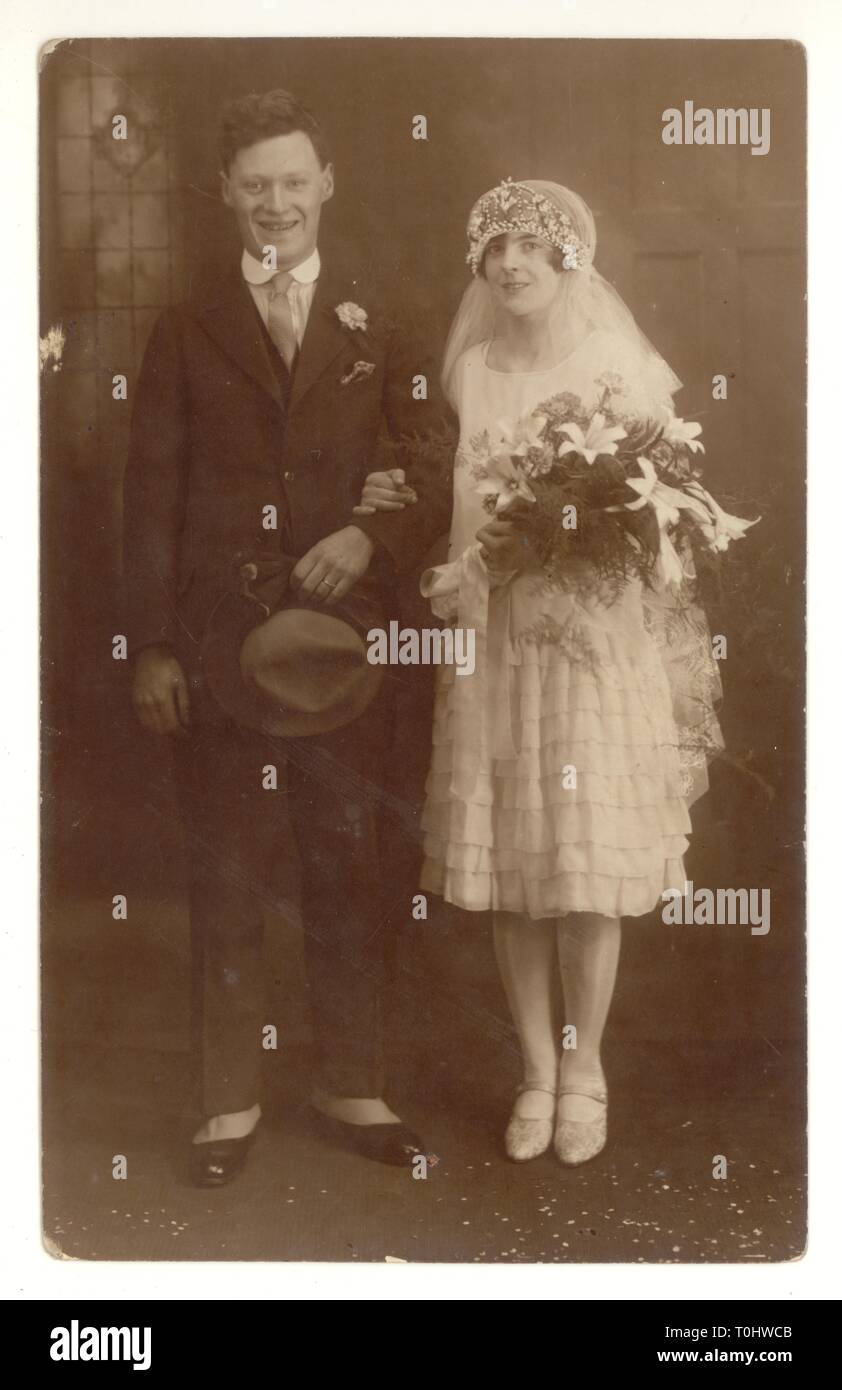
left=218, top=88, right=331, bottom=172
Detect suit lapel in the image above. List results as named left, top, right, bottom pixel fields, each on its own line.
left=195, top=271, right=286, bottom=412
left=288, top=270, right=358, bottom=416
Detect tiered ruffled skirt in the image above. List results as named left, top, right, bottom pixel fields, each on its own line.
left=420, top=576, right=693, bottom=920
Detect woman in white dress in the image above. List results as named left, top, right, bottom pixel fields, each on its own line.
left=356, top=179, right=722, bottom=1166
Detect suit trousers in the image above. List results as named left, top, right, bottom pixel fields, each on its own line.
left=173, top=671, right=397, bottom=1116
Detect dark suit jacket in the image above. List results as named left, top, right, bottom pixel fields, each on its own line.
left=123, top=261, right=454, bottom=661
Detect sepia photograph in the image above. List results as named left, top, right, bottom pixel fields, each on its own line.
left=38, top=34, right=806, bottom=1265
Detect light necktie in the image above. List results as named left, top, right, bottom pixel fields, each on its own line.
left=266, top=271, right=298, bottom=370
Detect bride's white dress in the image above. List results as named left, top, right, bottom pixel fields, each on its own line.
left=419, top=330, right=707, bottom=921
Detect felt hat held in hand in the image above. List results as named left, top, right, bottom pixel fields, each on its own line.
left=201, top=555, right=384, bottom=737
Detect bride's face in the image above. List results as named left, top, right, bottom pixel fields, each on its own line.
left=483, top=232, right=561, bottom=319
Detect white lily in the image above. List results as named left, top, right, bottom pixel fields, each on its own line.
left=617, top=456, right=712, bottom=528
left=656, top=530, right=689, bottom=590
left=663, top=417, right=705, bottom=454
left=619, top=457, right=675, bottom=526
left=475, top=454, right=536, bottom=515
left=557, top=412, right=627, bottom=465
left=495, top=413, right=547, bottom=459
left=683, top=481, right=760, bottom=552
left=623, top=471, right=692, bottom=592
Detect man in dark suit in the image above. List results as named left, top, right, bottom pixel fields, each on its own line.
left=123, top=88, right=452, bottom=1184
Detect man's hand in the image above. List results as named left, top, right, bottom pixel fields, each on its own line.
left=476, top=518, right=537, bottom=578
left=131, top=645, right=190, bottom=735
left=291, top=525, right=375, bottom=605
left=352, top=468, right=418, bottom=516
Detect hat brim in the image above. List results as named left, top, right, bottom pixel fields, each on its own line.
left=201, top=591, right=384, bottom=737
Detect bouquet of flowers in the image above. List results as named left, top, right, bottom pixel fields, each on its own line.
left=472, top=385, right=758, bottom=595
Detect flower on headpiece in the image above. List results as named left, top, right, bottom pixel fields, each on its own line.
left=494, top=178, right=515, bottom=211
left=335, top=301, right=368, bottom=331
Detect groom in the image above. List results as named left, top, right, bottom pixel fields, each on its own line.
left=123, top=88, right=452, bottom=1185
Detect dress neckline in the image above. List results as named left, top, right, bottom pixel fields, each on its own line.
left=480, top=331, right=595, bottom=377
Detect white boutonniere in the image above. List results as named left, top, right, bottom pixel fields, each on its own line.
left=340, top=360, right=377, bottom=387
left=335, top=301, right=368, bottom=332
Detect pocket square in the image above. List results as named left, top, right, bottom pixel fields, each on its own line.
left=340, top=360, right=376, bottom=386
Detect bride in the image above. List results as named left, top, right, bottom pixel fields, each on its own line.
left=355, top=179, right=723, bottom=1165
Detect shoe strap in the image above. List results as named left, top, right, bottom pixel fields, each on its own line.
left=516, top=1082, right=557, bottom=1098
left=557, top=1084, right=607, bottom=1104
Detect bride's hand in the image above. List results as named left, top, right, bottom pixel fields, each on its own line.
left=352, top=467, right=418, bottom=516
left=476, top=519, right=536, bottom=576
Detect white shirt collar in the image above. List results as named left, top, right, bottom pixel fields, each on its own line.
left=241, top=246, right=321, bottom=287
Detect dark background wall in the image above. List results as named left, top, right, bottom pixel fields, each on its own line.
left=40, top=38, right=805, bottom=1061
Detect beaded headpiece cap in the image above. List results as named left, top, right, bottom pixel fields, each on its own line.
left=465, top=177, right=591, bottom=276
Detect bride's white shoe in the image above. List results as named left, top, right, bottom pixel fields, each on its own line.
left=553, top=1081, right=608, bottom=1166
left=504, top=1083, right=557, bottom=1162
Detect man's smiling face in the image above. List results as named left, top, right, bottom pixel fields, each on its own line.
left=221, top=129, right=334, bottom=269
